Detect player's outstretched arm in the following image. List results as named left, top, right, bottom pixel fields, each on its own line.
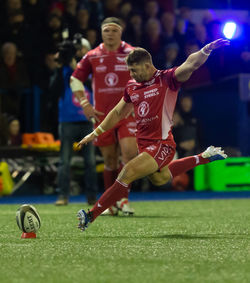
left=175, top=38, right=230, bottom=83
left=77, top=98, right=133, bottom=148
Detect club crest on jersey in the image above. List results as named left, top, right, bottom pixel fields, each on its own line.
left=138, top=101, right=149, bottom=117
left=105, top=72, right=119, bottom=87
left=99, top=58, right=104, bottom=63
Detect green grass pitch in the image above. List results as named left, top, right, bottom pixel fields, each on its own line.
left=1, top=199, right=250, bottom=283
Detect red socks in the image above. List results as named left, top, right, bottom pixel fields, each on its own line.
left=103, top=163, right=129, bottom=198
left=90, top=180, right=130, bottom=221
left=117, top=162, right=129, bottom=198
left=103, top=167, right=119, bottom=190
left=168, top=154, right=209, bottom=178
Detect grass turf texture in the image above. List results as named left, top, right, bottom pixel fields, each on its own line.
left=1, top=199, right=250, bottom=283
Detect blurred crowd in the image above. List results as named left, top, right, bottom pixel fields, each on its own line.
left=0, top=0, right=249, bottom=169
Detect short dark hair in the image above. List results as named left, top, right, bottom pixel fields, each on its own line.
left=126, top=48, right=152, bottom=65
left=101, top=17, right=123, bottom=28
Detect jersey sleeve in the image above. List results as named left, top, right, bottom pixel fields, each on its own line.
left=123, top=87, right=132, bottom=103
left=163, top=67, right=182, bottom=91
left=72, top=53, right=92, bottom=83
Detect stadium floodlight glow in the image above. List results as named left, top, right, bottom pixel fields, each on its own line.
left=223, top=22, right=237, bottom=39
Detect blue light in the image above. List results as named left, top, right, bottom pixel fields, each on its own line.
left=223, top=22, right=237, bottom=39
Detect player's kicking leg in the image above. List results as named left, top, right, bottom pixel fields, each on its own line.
left=167, top=145, right=227, bottom=179
left=148, top=145, right=227, bottom=187
left=77, top=145, right=227, bottom=231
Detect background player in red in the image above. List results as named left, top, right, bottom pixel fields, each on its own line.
left=76, top=38, right=230, bottom=231
left=70, top=17, right=137, bottom=215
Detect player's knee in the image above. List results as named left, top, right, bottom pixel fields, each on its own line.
left=150, top=171, right=171, bottom=186
left=118, top=164, right=137, bottom=183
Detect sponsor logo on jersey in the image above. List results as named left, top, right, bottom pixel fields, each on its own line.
left=144, top=88, right=159, bottom=99
left=114, top=64, right=128, bottom=71
left=131, top=93, right=139, bottom=102
left=138, top=101, right=149, bottom=117
left=116, top=56, right=126, bottom=62
left=138, top=115, right=159, bottom=124
left=96, top=65, right=107, bottom=72
left=157, top=145, right=171, bottom=161
left=104, top=72, right=119, bottom=87
left=99, top=87, right=124, bottom=93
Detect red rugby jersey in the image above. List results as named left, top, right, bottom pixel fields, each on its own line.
left=123, top=68, right=181, bottom=141
left=72, top=41, right=133, bottom=114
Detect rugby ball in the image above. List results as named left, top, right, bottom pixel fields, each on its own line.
left=16, top=204, right=41, bottom=233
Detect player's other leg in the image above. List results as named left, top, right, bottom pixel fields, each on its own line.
left=101, top=118, right=137, bottom=216
left=77, top=152, right=159, bottom=231
left=117, top=136, right=138, bottom=215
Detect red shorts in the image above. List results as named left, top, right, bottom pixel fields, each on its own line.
left=93, top=116, right=136, bottom=147
left=137, top=136, right=176, bottom=170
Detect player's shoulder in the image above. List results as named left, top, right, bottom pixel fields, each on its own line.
left=126, top=79, right=141, bottom=92
left=86, top=44, right=103, bottom=58
left=161, top=67, right=178, bottom=76
left=158, top=68, right=177, bottom=82
left=121, top=41, right=134, bottom=54
left=127, top=78, right=138, bottom=86
left=159, top=69, right=169, bottom=76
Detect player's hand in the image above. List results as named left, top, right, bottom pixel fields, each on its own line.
left=206, top=38, right=230, bottom=51
left=77, top=132, right=95, bottom=149
left=82, top=104, right=104, bottom=122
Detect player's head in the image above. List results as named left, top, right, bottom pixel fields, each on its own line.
left=126, top=48, right=155, bottom=82
left=101, top=17, right=123, bottom=48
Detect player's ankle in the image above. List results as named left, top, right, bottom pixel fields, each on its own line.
left=197, top=154, right=209, bottom=164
